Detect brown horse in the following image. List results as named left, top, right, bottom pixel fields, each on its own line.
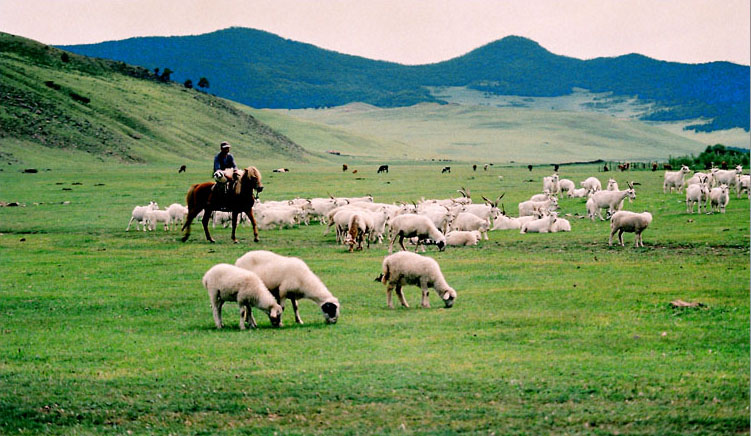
left=181, top=166, right=263, bottom=243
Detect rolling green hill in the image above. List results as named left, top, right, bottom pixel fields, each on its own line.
left=0, top=32, right=310, bottom=168
left=60, top=27, right=750, bottom=132
left=250, top=103, right=708, bottom=164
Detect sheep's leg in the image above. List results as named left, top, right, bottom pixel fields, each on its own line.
left=247, top=306, right=258, bottom=329
left=420, top=279, right=431, bottom=308
left=635, top=231, right=642, bottom=248
left=239, top=305, right=247, bottom=330
left=210, top=294, right=224, bottom=329
left=398, top=235, right=407, bottom=252
left=291, top=298, right=303, bottom=324
left=388, top=234, right=397, bottom=254
left=608, top=227, right=617, bottom=246
left=126, top=217, right=135, bottom=231
left=395, top=284, right=409, bottom=308
left=386, top=284, right=394, bottom=309
left=618, top=230, right=625, bottom=246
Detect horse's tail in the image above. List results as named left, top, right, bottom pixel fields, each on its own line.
left=181, top=184, right=199, bottom=234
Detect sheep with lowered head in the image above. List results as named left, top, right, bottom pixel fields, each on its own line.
left=380, top=251, right=456, bottom=309
left=202, top=263, right=283, bottom=329
left=389, top=214, right=446, bottom=254
left=609, top=211, right=652, bottom=247
left=235, top=250, right=340, bottom=325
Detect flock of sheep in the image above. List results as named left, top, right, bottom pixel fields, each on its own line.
left=125, top=163, right=747, bottom=328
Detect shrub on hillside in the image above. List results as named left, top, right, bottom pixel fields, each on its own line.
left=669, top=144, right=749, bottom=170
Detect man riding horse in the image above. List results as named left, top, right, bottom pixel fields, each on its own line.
left=212, top=141, right=239, bottom=209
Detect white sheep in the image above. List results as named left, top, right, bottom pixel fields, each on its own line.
left=389, top=214, right=446, bottom=253
left=445, top=230, right=482, bottom=246
left=709, top=184, right=730, bottom=213
left=568, top=187, right=589, bottom=198
left=520, top=213, right=558, bottom=234
left=418, top=205, right=456, bottom=235
left=606, top=178, right=619, bottom=191
left=711, top=166, right=742, bottom=193
left=380, top=251, right=456, bottom=309
left=126, top=201, right=158, bottom=231
left=257, top=206, right=300, bottom=230
left=685, top=183, right=710, bottom=214
left=145, top=209, right=171, bottom=231
left=587, top=183, right=636, bottom=220
left=235, top=250, right=340, bottom=324
left=685, top=172, right=710, bottom=187
left=542, top=174, right=560, bottom=195
left=450, top=212, right=490, bottom=240
left=550, top=217, right=571, bottom=232
left=345, top=211, right=375, bottom=252
left=558, top=178, right=575, bottom=194
left=737, top=175, right=750, bottom=199
left=581, top=177, right=602, bottom=194
left=212, top=210, right=233, bottom=228
left=663, top=165, right=690, bottom=193
left=202, top=263, right=283, bottom=329
left=609, top=211, right=653, bottom=247
left=529, top=191, right=553, bottom=202
left=166, top=203, right=188, bottom=229
left=518, top=197, right=558, bottom=217
left=491, top=214, right=538, bottom=230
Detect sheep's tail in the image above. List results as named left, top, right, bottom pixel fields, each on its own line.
left=381, top=259, right=391, bottom=284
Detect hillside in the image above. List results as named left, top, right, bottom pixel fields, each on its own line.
left=0, top=32, right=309, bottom=167
left=250, top=103, right=707, bottom=164
left=60, top=27, right=750, bottom=132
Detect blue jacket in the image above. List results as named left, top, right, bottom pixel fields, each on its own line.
left=213, top=152, right=237, bottom=173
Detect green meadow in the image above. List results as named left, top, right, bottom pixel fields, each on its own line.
left=1, top=161, right=748, bottom=435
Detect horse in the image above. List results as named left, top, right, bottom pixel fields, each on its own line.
left=181, top=166, right=264, bottom=243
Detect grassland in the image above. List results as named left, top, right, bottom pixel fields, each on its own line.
left=1, top=161, right=748, bottom=435
left=252, top=103, right=711, bottom=164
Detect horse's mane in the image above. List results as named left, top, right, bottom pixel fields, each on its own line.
left=236, top=166, right=262, bottom=195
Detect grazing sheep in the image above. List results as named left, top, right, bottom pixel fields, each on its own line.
left=257, top=206, right=301, bottom=230
left=445, top=230, right=482, bottom=246
left=389, top=214, right=446, bottom=253
left=380, top=251, right=456, bottom=309
left=126, top=201, right=159, bottom=231
left=581, top=177, right=602, bottom=194
left=558, top=178, right=575, bottom=194
left=520, top=213, right=558, bottom=234
left=346, top=211, right=375, bottom=252
left=418, top=205, right=457, bottom=235
left=609, top=211, right=653, bottom=247
left=711, top=166, right=742, bottom=193
left=235, top=250, right=340, bottom=324
left=709, top=184, right=730, bottom=213
left=737, top=175, right=750, bottom=199
left=202, top=263, right=283, bottom=329
left=450, top=212, right=490, bottom=240
left=145, top=209, right=172, bottom=231
left=685, top=183, right=710, bottom=214
left=663, top=165, right=690, bottom=193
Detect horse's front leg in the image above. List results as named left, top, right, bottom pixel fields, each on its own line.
left=201, top=210, right=215, bottom=243
left=246, top=208, right=260, bottom=242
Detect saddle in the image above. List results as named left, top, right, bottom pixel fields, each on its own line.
left=212, top=169, right=242, bottom=211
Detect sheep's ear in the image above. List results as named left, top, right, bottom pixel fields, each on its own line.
left=441, top=292, right=451, bottom=300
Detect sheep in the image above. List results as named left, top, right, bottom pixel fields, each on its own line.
left=166, top=203, right=188, bottom=229
left=587, top=183, right=636, bottom=220
left=202, top=263, right=283, bottom=329
left=125, top=201, right=158, bottom=231
left=389, top=214, right=446, bottom=253
left=212, top=210, right=233, bottom=228
left=380, top=251, right=456, bottom=309
left=685, top=172, right=710, bottom=187
left=606, top=178, right=619, bottom=191
left=609, top=211, right=653, bottom=247
left=685, top=183, right=710, bottom=214
left=663, top=165, right=690, bottom=193
left=272, top=168, right=289, bottom=173
left=235, top=250, right=340, bottom=324
left=345, top=211, right=375, bottom=252
left=518, top=197, right=558, bottom=217
left=568, top=187, right=589, bottom=198
left=257, top=205, right=301, bottom=230
left=558, top=178, right=575, bottom=194
left=542, top=174, right=560, bottom=195
left=711, top=166, right=742, bottom=193
left=445, top=230, right=482, bottom=246
left=551, top=217, right=571, bottom=232
left=581, top=177, right=602, bottom=194
left=520, top=213, right=558, bottom=234
left=737, top=175, right=750, bottom=199
left=709, top=184, right=730, bottom=213
left=418, top=205, right=456, bottom=235
left=529, top=191, right=553, bottom=202
left=450, top=212, right=490, bottom=240
left=491, top=214, right=538, bottom=230
left=145, top=209, right=172, bottom=231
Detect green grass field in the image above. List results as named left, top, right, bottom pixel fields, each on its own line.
left=1, top=162, right=748, bottom=435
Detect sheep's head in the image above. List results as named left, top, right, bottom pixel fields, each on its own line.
left=267, top=304, right=283, bottom=328
left=321, top=299, right=340, bottom=324
left=441, top=288, right=457, bottom=308
left=680, top=165, right=690, bottom=174
left=213, top=170, right=227, bottom=183
left=436, top=237, right=446, bottom=252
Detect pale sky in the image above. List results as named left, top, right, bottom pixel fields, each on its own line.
left=0, top=0, right=748, bottom=65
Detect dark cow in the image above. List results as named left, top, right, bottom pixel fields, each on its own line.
left=441, top=166, right=451, bottom=174
left=377, top=165, right=389, bottom=173
left=178, top=164, right=186, bottom=173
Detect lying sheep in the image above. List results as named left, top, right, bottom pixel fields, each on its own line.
left=450, top=212, right=490, bottom=240
left=445, top=230, right=482, bottom=246
left=609, top=211, right=653, bottom=247
left=568, top=187, right=589, bottom=198
left=235, top=250, right=340, bottom=324
left=202, top=263, right=283, bottom=329
left=126, top=201, right=158, bottom=231
left=380, top=251, right=456, bottom=309
left=520, top=213, right=558, bottom=234
left=550, top=217, right=571, bottom=232
left=389, top=214, right=446, bottom=253
left=709, top=184, right=730, bottom=213
left=491, top=214, right=538, bottom=230
left=518, top=197, right=557, bottom=217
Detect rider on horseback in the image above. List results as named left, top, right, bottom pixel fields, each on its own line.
left=213, top=141, right=238, bottom=208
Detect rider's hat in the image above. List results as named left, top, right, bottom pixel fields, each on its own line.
left=220, top=141, right=231, bottom=150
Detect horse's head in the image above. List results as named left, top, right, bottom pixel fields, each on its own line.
left=239, top=166, right=263, bottom=197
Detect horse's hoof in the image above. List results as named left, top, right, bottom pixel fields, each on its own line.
left=209, top=239, right=215, bottom=243
left=254, top=238, right=259, bottom=243
left=233, top=239, right=239, bottom=244
left=181, top=236, right=188, bottom=242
